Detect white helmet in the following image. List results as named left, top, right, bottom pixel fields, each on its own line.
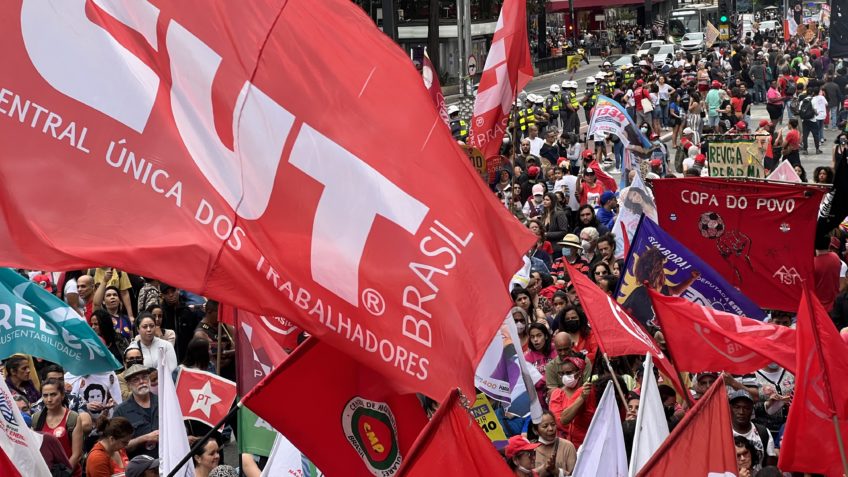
left=526, top=93, right=537, bottom=103
left=534, top=95, right=544, bottom=104
left=561, top=80, right=570, bottom=88
left=447, top=105, right=459, bottom=115
left=550, top=84, right=561, bottom=93
left=594, top=72, right=606, bottom=80
left=564, top=81, right=578, bottom=89
left=586, top=76, right=596, bottom=84
left=603, top=61, right=612, bottom=67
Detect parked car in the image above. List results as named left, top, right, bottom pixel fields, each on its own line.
left=636, top=40, right=664, bottom=58
left=649, top=44, right=677, bottom=66
left=680, top=32, right=705, bottom=52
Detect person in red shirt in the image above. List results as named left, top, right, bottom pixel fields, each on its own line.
left=815, top=235, right=843, bottom=312
left=781, top=118, right=801, bottom=167
left=549, top=356, right=596, bottom=448
left=576, top=155, right=606, bottom=207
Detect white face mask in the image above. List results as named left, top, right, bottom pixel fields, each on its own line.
left=515, top=322, right=526, bottom=334
left=517, top=465, right=533, bottom=474
left=538, top=435, right=556, bottom=445
left=766, top=362, right=780, bottom=371
left=562, top=374, right=579, bottom=389
left=581, top=240, right=592, bottom=253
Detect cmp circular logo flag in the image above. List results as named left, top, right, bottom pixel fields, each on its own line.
left=342, top=396, right=402, bottom=476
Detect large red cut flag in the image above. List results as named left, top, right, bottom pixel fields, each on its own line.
left=242, top=338, right=428, bottom=477
left=649, top=290, right=796, bottom=374
left=564, top=262, right=686, bottom=399
left=175, top=367, right=238, bottom=427
left=397, top=390, right=512, bottom=476
left=0, top=0, right=535, bottom=399
left=778, top=286, right=848, bottom=476
left=224, top=304, right=301, bottom=357
left=468, top=0, right=533, bottom=159
left=0, top=447, right=21, bottom=477
left=636, top=378, right=737, bottom=477
left=421, top=52, right=449, bottom=127
left=652, top=178, right=824, bottom=311
left=588, top=159, right=618, bottom=192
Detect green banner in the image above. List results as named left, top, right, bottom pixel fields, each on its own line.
left=0, top=268, right=120, bottom=374
left=238, top=406, right=277, bottom=457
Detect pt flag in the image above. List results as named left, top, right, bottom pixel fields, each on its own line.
left=565, top=261, right=686, bottom=398
left=176, top=367, right=238, bottom=427
left=0, top=268, right=120, bottom=375
left=243, top=338, right=428, bottom=477
left=0, top=0, right=535, bottom=400
left=397, top=390, right=512, bottom=476
left=652, top=178, right=824, bottom=311
left=778, top=286, right=848, bottom=476
left=636, top=378, right=737, bottom=477
left=468, top=0, right=533, bottom=160
left=0, top=373, right=51, bottom=477
left=616, top=217, right=764, bottom=327
left=235, top=307, right=290, bottom=457
left=649, top=289, right=796, bottom=374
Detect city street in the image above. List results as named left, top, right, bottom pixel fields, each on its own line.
left=449, top=57, right=836, bottom=179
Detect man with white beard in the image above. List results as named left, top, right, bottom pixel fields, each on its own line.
left=113, top=364, right=160, bottom=459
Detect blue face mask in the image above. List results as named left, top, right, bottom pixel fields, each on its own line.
left=563, top=248, right=574, bottom=257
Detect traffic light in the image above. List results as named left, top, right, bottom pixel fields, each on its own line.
left=718, top=0, right=731, bottom=25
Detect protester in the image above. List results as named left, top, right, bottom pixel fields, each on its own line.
left=730, top=390, right=777, bottom=471
left=549, top=355, right=595, bottom=448
left=532, top=411, right=577, bottom=475
left=134, top=312, right=178, bottom=371
left=125, top=455, right=160, bottom=477
left=32, top=378, right=84, bottom=476
left=86, top=416, right=133, bottom=477
left=146, top=304, right=177, bottom=346
left=5, top=355, right=40, bottom=404
left=91, top=309, right=130, bottom=365
left=113, top=364, right=159, bottom=459
left=192, top=438, right=221, bottom=477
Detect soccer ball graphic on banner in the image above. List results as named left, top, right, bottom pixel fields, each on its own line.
left=698, top=212, right=725, bottom=239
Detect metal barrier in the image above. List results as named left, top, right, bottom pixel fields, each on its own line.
left=534, top=56, right=567, bottom=74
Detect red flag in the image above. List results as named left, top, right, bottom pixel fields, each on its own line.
left=565, top=261, right=687, bottom=399
left=233, top=307, right=289, bottom=395
left=588, top=159, right=618, bottom=192
left=175, top=368, right=238, bottom=427
left=422, top=52, right=449, bottom=127
left=397, top=390, right=512, bottom=476
left=224, top=303, right=301, bottom=356
left=0, top=0, right=534, bottom=399
left=652, top=178, right=824, bottom=311
left=468, top=0, right=533, bottom=159
left=0, top=447, right=22, bottom=477
left=243, top=338, right=428, bottom=477
left=636, top=378, right=737, bottom=476
left=649, top=290, right=796, bottom=374
left=778, top=286, right=848, bottom=476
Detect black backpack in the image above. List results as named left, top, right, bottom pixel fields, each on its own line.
left=799, top=97, right=815, bottom=120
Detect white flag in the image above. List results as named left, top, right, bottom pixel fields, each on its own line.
left=260, top=433, right=304, bottom=477
left=159, top=358, right=195, bottom=477
left=509, top=255, right=532, bottom=290
left=0, top=376, right=51, bottom=477
left=572, top=381, right=628, bottom=477
left=628, top=354, right=670, bottom=477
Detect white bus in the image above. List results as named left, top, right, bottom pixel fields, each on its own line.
left=667, top=4, right=719, bottom=43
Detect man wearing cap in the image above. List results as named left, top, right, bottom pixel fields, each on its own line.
left=575, top=160, right=606, bottom=207
left=533, top=94, right=549, bottom=132
left=595, top=191, right=617, bottom=230
left=730, top=389, right=777, bottom=471
left=447, top=105, right=467, bottom=142
left=551, top=234, right=589, bottom=280
left=113, top=364, right=159, bottom=459
left=126, top=455, right=159, bottom=477
left=523, top=183, right=546, bottom=219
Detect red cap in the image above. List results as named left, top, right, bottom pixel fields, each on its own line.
left=581, top=149, right=594, bottom=158
left=650, top=132, right=659, bottom=140
left=649, top=158, right=662, bottom=167
left=711, top=80, right=721, bottom=88
left=505, top=436, right=541, bottom=458
left=557, top=156, right=568, bottom=166
left=735, top=121, right=747, bottom=130
left=759, top=119, right=770, bottom=128
left=636, top=79, right=644, bottom=86
left=528, top=165, right=540, bottom=177
left=32, top=273, right=54, bottom=293
left=694, top=153, right=706, bottom=164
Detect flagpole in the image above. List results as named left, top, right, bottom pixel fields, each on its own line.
left=831, top=415, right=848, bottom=477
left=603, top=353, right=629, bottom=407
left=216, top=320, right=223, bottom=376
left=167, top=402, right=242, bottom=477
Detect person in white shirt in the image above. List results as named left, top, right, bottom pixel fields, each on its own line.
left=134, top=312, right=178, bottom=371
left=811, top=88, right=828, bottom=145
left=527, top=124, right=545, bottom=157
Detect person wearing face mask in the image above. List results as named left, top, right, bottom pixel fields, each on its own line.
left=548, top=356, right=595, bottom=448
left=578, top=227, right=600, bottom=267
left=752, top=362, right=794, bottom=435
left=113, top=364, right=159, bottom=459
left=532, top=411, right=577, bottom=476
left=505, top=435, right=553, bottom=477
left=551, top=234, right=589, bottom=279
left=555, top=305, right=597, bottom=365
left=509, top=305, right=532, bottom=352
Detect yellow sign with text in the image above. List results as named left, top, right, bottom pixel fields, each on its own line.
left=708, top=141, right=764, bottom=178
left=470, top=393, right=508, bottom=444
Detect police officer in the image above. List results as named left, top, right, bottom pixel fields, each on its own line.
left=520, top=95, right=537, bottom=138
left=582, top=76, right=598, bottom=123
left=533, top=94, right=548, bottom=132
left=545, top=84, right=562, bottom=129
left=448, top=105, right=468, bottom=142
left=622, top=64, right=635, bottom=88
left=561, top=81, right=580, bottom=135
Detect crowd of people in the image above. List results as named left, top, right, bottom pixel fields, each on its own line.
left=3, top=9, right=847, bottom=477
